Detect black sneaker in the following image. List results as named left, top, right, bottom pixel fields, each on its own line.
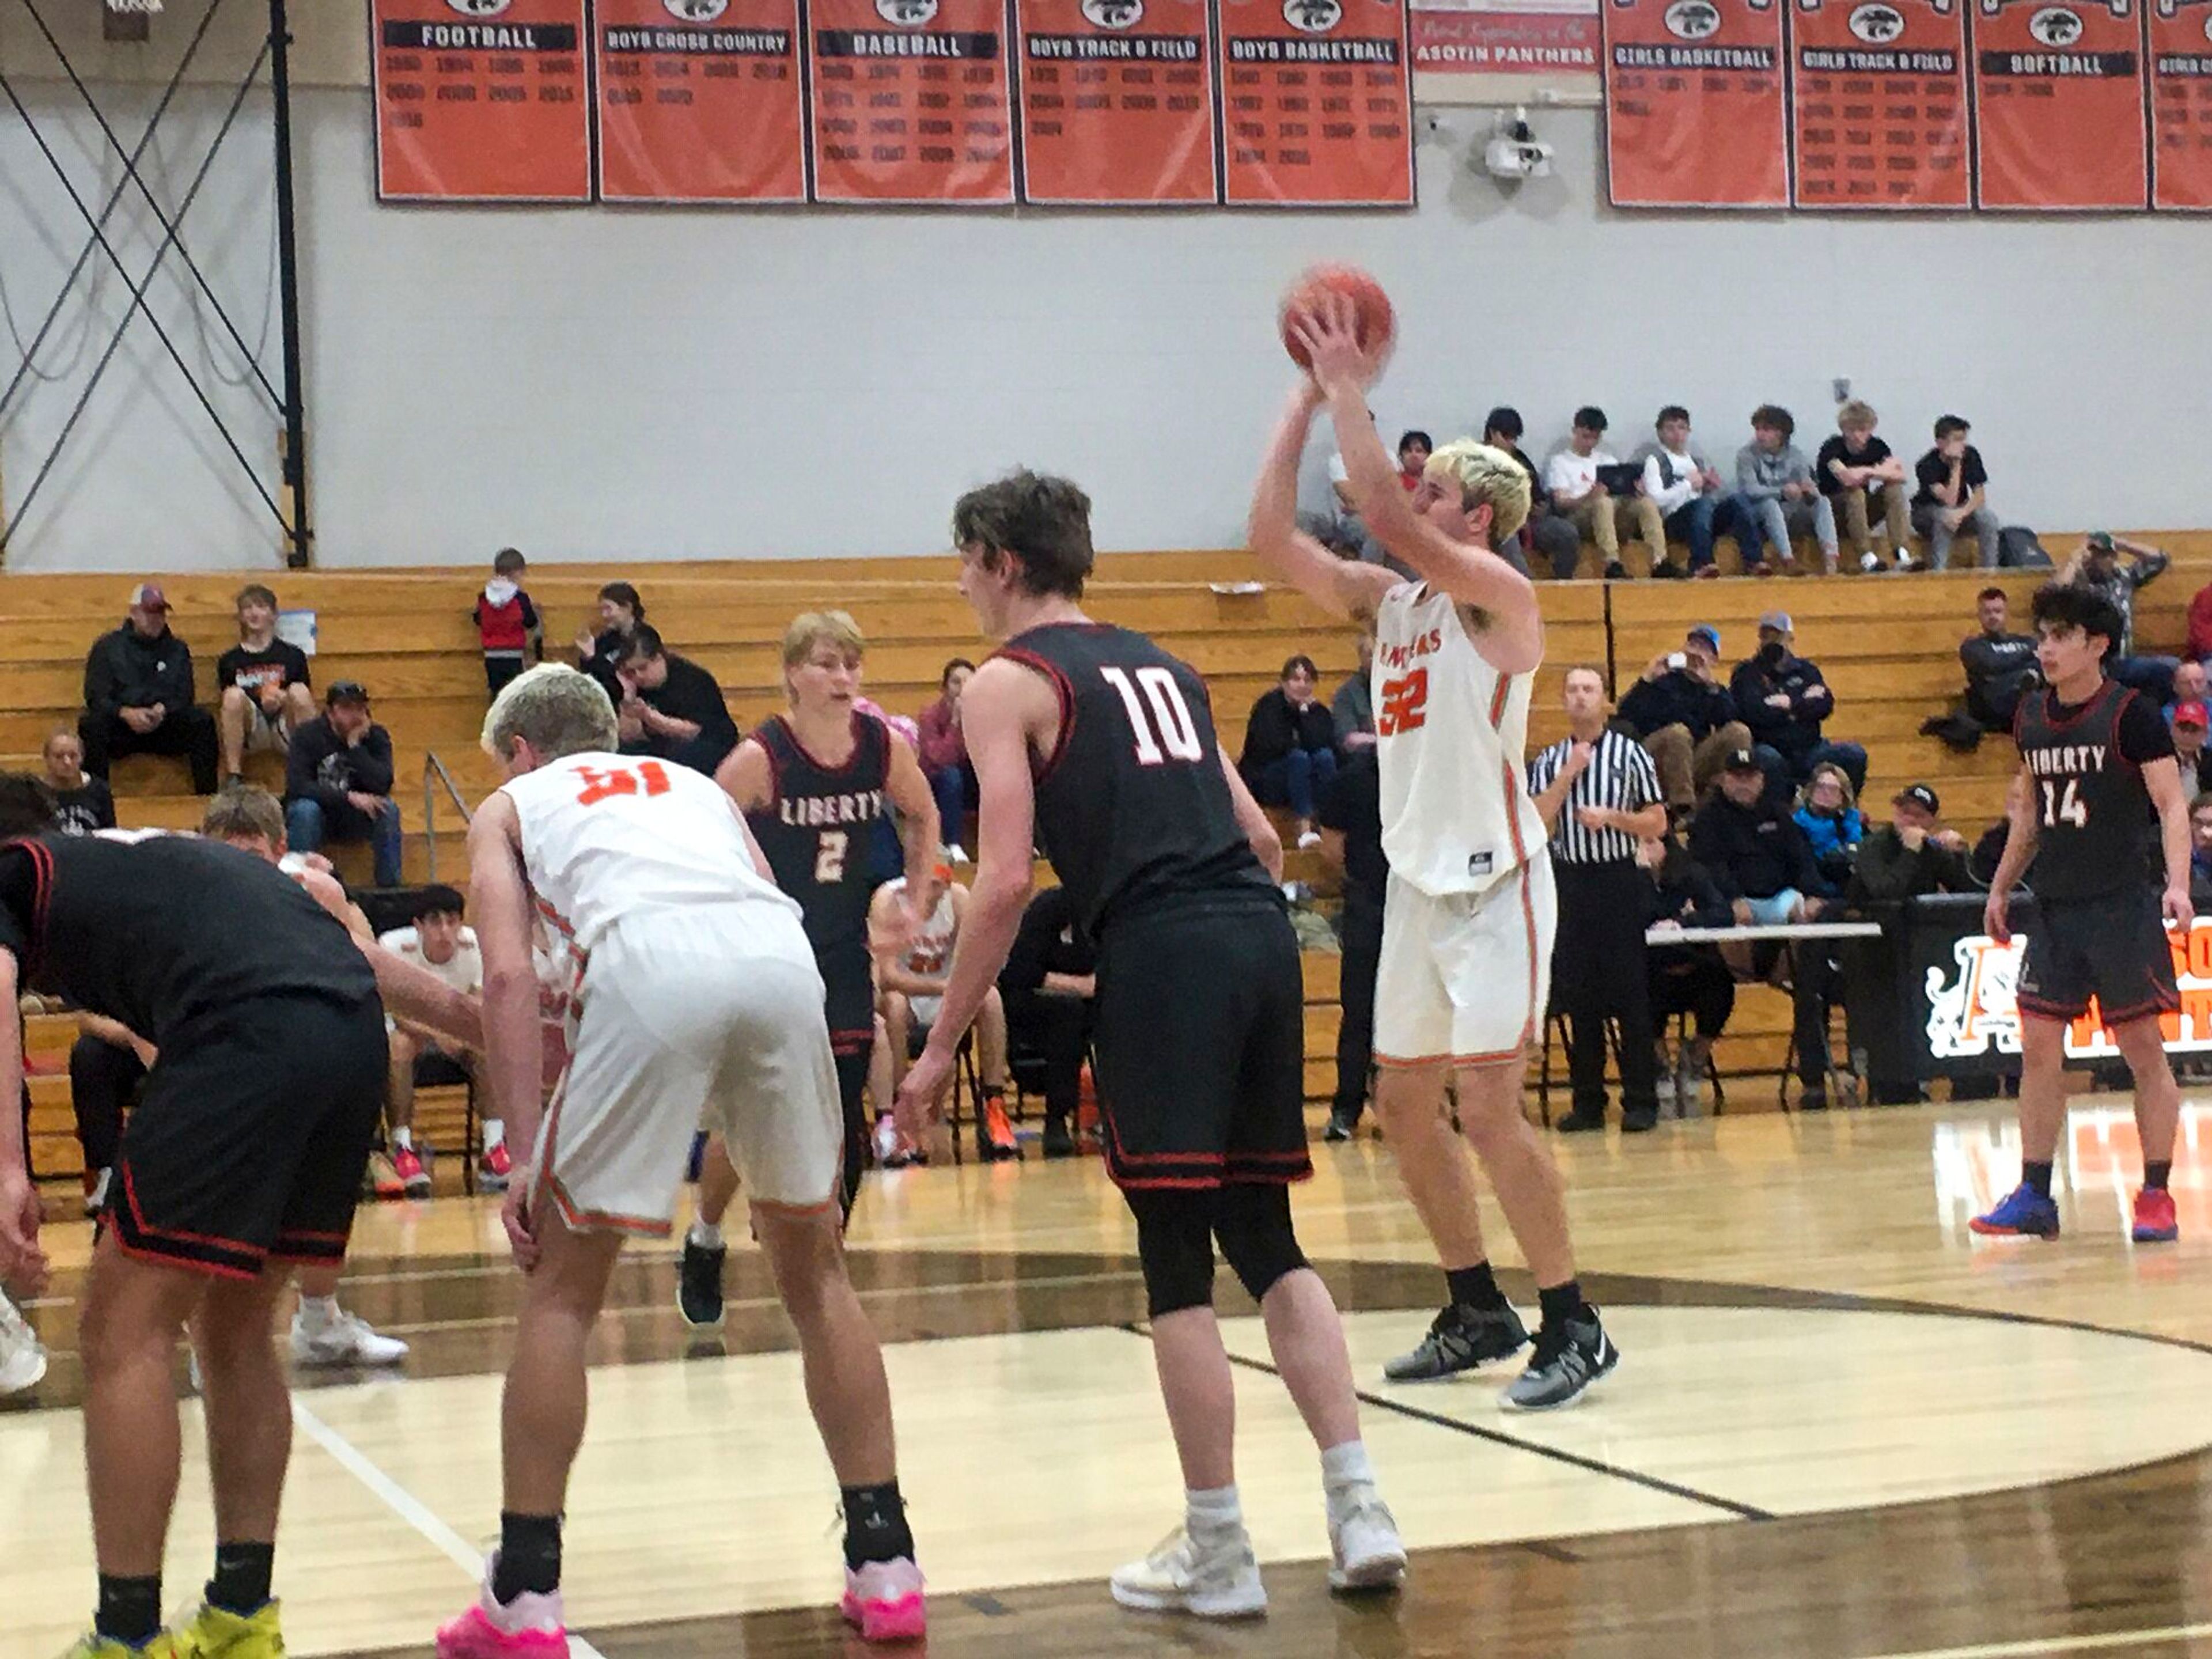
left=1323, top=1111, right=1357, bottom=1143
left=1620, top=1109, right=1658, bottom=1134
left=1042, top=1119, right=1076, bottom=1159
left=1603, top=559, right=1627, bottom=579
left=1552, top=1108, right=1607, bottom=1134
left=1799, top=1088, right=1829, bottom=1112
left=1381, top=1302, right=1529, bottom=1382
left=677, top=1235, right=726, bottom=1328
left=1650, top=560, right=1687, bottom=580
left=1502, top=1308, right=1619, bottom=1410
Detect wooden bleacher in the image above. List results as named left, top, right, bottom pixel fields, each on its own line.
left=13, top=536, right=2211, bottom=1184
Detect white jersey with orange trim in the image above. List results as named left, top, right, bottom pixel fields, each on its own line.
left=883, top=877, right=957, bottom=1025
left=1371, top=581, right=1546, bottom=898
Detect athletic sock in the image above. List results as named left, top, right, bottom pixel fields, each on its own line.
left=1320, top=1441, right=1376, bottom=1522
left=96, top=1574, right=162, bottom=1646
left=1536, top=1279, right=1588, bottom=1334
left=840, top=1480, right=916, bottom=1569
left=492, top=1513, right=562, bottom=1603
left=207, top=1541, right=275, bottom=1615
left=484, top=1120, right=506, bottom=1153
left=687, top=1218, right=724, bottom=1251
left=2022, top=1160, right=2055, bottom=1199
left=296, top=1295, right=338, bottom=1332
left=392, top=1127, right=413, bottom=1152
left=1184, top=1484, right=1243, bottom=1541
left=1445, top=1262, right=1505, bottom=1312
left=2145, top=1161, right=2173, bottom=1192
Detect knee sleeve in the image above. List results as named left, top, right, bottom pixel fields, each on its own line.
left=1213, top=1183, right=1309, bottom=1305
left=1126, top=1188, right=1217, bottom=1318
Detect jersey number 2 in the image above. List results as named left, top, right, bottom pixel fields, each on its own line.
left=1101, top=666, right=1203, bottom=766
left=574, top=762, right=672, bottom=806
left=2040, top=778, right=2088, bottom=829
left=815, top=830, right=849, bottom=883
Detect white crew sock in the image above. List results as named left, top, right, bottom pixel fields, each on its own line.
left=297, top=1295, right=339, bottom=1331
left=1185, top=1484, right=1243, bottom=1540
left=688, top=1219, right=724, bottom=1250
left=1320, top=1440, right=1376, bottom=1520
left=484, top=1120, right=506, bottom=1152
left=391, top=1127, right=413, bottom=1151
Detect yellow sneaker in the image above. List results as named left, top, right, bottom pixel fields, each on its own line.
left=56, top=1635, right=177, bottom=1659
left=173, top=1601, right=283, bottom=1659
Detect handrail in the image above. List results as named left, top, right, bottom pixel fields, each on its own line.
left=421, top=751, right=472, bottom=883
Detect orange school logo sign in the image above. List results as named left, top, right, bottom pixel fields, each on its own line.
left=1926, top=920, right=2212, bottom=1061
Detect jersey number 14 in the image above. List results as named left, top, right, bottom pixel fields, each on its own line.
left=2040, top=778, right=2089, bottom=829
left=1101, top=666, right=1203, bottom=766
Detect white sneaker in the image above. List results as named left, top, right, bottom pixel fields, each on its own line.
left=0, top=1293, right=48, bottom=1395
left=290, top=1306, right=410, bottom=1368
left=84, top=1166, right=112, bottom=1217
left=1296, top=830, right=1323, bottom=850
left=1653, top=1070, right=1677, bottom=1107
left=1110, top=1525, right=1267, bottom=1618
left=944, top=843, right=970, bottom=864
left=1859, top=550, right=1883, bottom=573
left=1328, top=1496, right=1407, bottom=1592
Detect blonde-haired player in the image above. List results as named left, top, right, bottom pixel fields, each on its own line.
left=436, top=666, right=925, bottom=1654
left=1248, top=295, right=1618, bottom=1410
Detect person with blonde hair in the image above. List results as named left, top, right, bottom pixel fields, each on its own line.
left=1817, top=400, right=1912, bottom=572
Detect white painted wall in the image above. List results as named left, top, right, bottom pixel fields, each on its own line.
left=3, top=81, right=2209, bottom=571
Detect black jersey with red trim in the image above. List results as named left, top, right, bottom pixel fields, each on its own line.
left=997, top=622, right=1273, bottom=938
left=747, top=710, right=891, bottom=973
left=0, top=834, right=375, bottom=1041
left=2013, top=677, right=2173, bottom=901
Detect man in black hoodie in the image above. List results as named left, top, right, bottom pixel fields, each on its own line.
left=78, top=583, right=218, bottom=793
left=1730, top=611, right=1866, bottom=796
left=1617, top=624, right=1753, bottom=812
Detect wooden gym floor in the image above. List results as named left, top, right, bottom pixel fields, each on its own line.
left=7, top=1098, right=2212, bottom=1659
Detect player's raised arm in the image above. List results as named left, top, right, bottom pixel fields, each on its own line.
left=1248, top=381, right=1400, bottom=622
left=468, top=793, right=548, bottom=1261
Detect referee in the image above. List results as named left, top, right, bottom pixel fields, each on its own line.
left=1530, top=666, right=1669, bottom=1133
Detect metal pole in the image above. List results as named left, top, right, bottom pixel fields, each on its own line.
left=268, top=0, right=312, bottom=568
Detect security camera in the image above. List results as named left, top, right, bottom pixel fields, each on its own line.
left=1483, top=108, right=1554, bottom=179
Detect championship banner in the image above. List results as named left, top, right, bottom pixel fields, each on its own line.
left=2150, top=0, right=2212, bottom=209
left=1971, top=0, right=2149, bottom=209
left=1014, top=0, right=1219, bottom=203
left=1601, top=0, right=1789, bottom=207
left=1408, top=0, right=1599, bottom=93
left=1216, top=0, right=1415, bottom=205
left=593, top=0, right=808, bottom=202
left=1790, top=0, right=1969, bottom=207
left=1923, top=919, right=2212, bottom=1067
left=806, top=0, right=1017, bottom=202
left=371, top=0, right=592, bottom=202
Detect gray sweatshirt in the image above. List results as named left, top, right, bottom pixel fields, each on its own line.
left=1736, top=442, right=1815, bottom=501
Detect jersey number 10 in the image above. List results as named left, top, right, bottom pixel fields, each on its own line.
left=2039, top=777, right=2089, bottom=830
left=1101, top=666, right=1203, bottom=767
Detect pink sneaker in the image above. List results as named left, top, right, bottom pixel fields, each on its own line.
left=842, top=1557, right=927, bottom=1642
left=435, top=1582, right=569, bottom=1659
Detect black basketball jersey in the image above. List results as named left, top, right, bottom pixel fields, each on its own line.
left=998, top=622, right=1273, bottom=938
left=747, top=711, right=891, bottom=968
left=0, top=834, right=376, bottom=1041
left=2013, top=677, right=2172, bottom=901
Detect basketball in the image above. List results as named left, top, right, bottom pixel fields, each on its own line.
left=1277, top=264, right=1395, bottom=370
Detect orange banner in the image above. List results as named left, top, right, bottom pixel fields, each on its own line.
left=1790, top=0, right=1969, bottom=207
left=1972, top=0, right=2148, bottom=209
left=1215, top=0, right=1415, bottom=206
left=372, top=0, right=591, bottom=202
left=806, top=0, right=1017, bottom=202
left=2151, top=1, right=2212, bottom=209
left=1602, top=0, right=1789, bottom=207
left=1014, top=0, right=1219, bottom=203
left=593, top=0, right=807, bottom=202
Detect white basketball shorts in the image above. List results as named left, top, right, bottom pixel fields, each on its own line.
left=1372, top=857, right=1556, bottom=1071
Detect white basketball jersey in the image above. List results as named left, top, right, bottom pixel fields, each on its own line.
left=885, top=877, right=957, bottom=1022
left=1372, top=581, right=1546, bottom=897
left=499, top=752, right=798, bottom=960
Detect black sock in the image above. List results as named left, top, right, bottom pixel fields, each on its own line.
left=207, top=1541, right=275, bottom=1615
left=2146, top=1161, right=2173, bottom=1192
left=1537, top=1279, right=1588, bottom=1333
left=96, top=1575, right=162, bottom=1646
left=492, top=1513, right=563, bottom=1603
left=1445, top=1262, right=1505, bottom=1312
left=2022, top=1160, right=2055, bottom=1199
left=842, top=1480, right=915, bottom=1570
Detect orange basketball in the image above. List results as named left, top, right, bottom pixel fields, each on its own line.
left=1278, top=264, right=1395, bottom=370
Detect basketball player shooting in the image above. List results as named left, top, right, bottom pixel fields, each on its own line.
left=1247, top=289, right=1617, bottom=1410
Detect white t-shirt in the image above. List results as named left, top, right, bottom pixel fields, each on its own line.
left=376, top=925, right=483, bottom=997
left=1641, top=446, right=1704, bottom=516
left=1545, top=448, right=1614, bottom=501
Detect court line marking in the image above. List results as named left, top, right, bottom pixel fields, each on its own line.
left=1859, top=1622, right=2212, bottom=1658
left=290, top=1395, right=612, bottom=1659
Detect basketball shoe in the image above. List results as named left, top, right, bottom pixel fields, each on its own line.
left=364, top=1149, right=404, bottom=1200
left=841, top=1558, right=927, bottom=1642
left=1501, top=1308, right=1619, bottom=1411
left=980, top=1094, right=1020, bottom=1161
left=2132, top=1187, right=2179, bottom=1243
left=1327, top=1496, right=1407, bottom=1593
left=392, top=1143, right=432, bottom=1199
left=677, top=1233, right=726, bottom=1328
left=1969, top=1184, right=2061, bottom=1238
left=478, top=1142, right=514, bottom=1195
left=436, top=1568, right=567, bottom=1659
left=55, top=1635, right=177, bottom=1659
left=1109, top=1525, right=1267, bottom=1618
left=172, top=1599, right=283, bottom=1659
left=290, top=1302, right=408, bottom=1367
left=1382, top=1301, right=1528, bottom=1382
left=0, top=1290, right=50, bottom=1395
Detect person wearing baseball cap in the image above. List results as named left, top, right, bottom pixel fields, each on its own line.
left=2168, top=699, right=2212, bottom=794
left=77, top=581, right=219, bottom=793
left=283, top=679, right=402, bottom=885
left=1616, top=623, right=1753, bottom=811
left=1844, top=783, right=1979, bottom=1106
left=1728, top=611, right=1866, bottom=802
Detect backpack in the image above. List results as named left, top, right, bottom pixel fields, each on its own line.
left=1998, top=525, right=2053, bottom=569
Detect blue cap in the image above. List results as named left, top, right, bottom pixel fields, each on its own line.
left=1687, top=624, right=1721, bottom=654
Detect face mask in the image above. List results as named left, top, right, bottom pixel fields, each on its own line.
left=1759, top=641, right=1786, bottom=667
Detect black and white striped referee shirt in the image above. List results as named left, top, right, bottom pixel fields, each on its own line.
left=1527, top=729, right=1662, bottom=867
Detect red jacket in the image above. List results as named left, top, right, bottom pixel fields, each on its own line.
left=2188, top=582, right=2212, bottom=662
left=475, top=590, right=538, bottom=655
left=916, top=696, right=965, bottom=772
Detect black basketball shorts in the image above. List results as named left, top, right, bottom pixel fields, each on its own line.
left=1092, top=898, right=1312, bottom=1190
left=821, top=942, right=876, bottom=1059
left=2017, top=890, right=2181, bottom=1027
left=109, top=993, right=389, bottom=1278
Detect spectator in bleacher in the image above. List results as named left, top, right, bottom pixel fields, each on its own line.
left=916, top=658, right=977, bottom=861
left=999, top=885, right=1095, bottom=1159
left=1793, top=762, right=1865, bottom=892
left=1618, top=624, right=1753, bottom=813
left=1910, top=415, right=2001, bottom=570
left=215, top=582, right=315, bottom=786
left=573, top=579, right=645, bottom=701
left=1925, top=586, right=2041, bottom=752
left=1690, top=748, right=1829, bottom=926
left=285, top=680, right=403, bottom=888
left=1845, top=783, right=1976, bottom=1103
left=1818, top=400, right=1913, bottom=573
left=474, top=547, right=542, bottom=699
left=2192, top=793, right=2212, bottom=892
left=872, top=865, right=1017, bottom=1162
left=1631, top=406, right=1738, bottom=579
left=1734, top=406, right=1839, bottom=575
left=2188, top=573, right=2212, bottom=665
left=2169, top=701, right=2212, bottom=795
left=1319, top=744, right=1385, bottom=1141
left=1395, top=430, right=1432, bottom=491
left=1638, top=831, right=1734, bottom=1115
left=40, top=731, right=113, bottom=835
left=2171, top=660, right=2207, bottom=717
left=1240, top=653, right=1338, bottom=850
left=1333, top=623, right=1376, bottom=753
left=378, top=885, right=510, bottom=1197
left=611, top=623, right=740, bottom=775
left=70, top=1013, right=150, bottom=1218
left=78, top=582, right=219, bottom=794
left=2063, top=532, right=2175, bottom=698
left=1731, top=611, right=1868, bottom=796
left=1546, top=406, right=1664, bottom=580
left=1484, top=407, right=1582, bottom=581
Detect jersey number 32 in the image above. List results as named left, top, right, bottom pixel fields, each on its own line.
left=1101, top=666, right=1203, bottom=767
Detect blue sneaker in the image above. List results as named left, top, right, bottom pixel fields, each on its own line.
left=1970, top=1184, right=2061, bottom=1238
